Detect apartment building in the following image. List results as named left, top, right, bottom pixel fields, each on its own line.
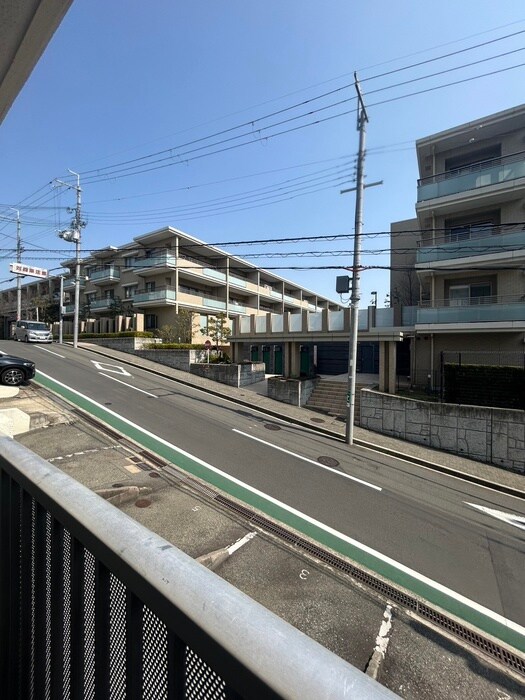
left=392, top=104, right=525, bottom=386
left=0, top=226, right=341, bottom=339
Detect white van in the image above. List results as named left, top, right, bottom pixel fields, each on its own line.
left=12, top=320, right=53, bottom=343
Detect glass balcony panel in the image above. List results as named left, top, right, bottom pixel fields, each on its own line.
left=417, top=301, right=525, bottom=324
left=402, top=306, right=418, bottom=326
left=239, top=316, right=251, bottom=333
left=289, top=314, right=302, bottom=332
left=308, top=312, right=323, bottom=331
left=375, top=308, right=394, bottom=327
left=271, top=314, right=284, bottom=332
left=230, top=275, right=247, bottom=288
left=133, top=288, right=177, bottom=304
left=255, top=316, right=267, bottom=332
left=204, top=268, right=226, bottom=282
left=328, top=310, right=345, bottom=331
left=358, top=309, right=368, bottom=330
left=417, top=156, right=525, bottom=202
left=271, top=290, right=283, bottom=299
left=416, top=228, right=525, bottom=264
left=203, top=297, right=226, bottom=310
left=89, top=266, right=120, bottom=283
left=135, top=252, right=176, bottom=269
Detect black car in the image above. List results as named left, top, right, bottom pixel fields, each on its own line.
left=0, top=354, right=36, bottom=386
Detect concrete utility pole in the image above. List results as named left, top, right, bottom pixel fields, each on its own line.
left=9, top=208, right=22, bottom=321
left=345, top=73, right=368, bottom=446
left=56, top=170, right=84, bottom=349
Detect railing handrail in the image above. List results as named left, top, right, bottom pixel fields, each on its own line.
left=0, top=438, right=393, bottom=698
left=419, top=293, right=525, bottom=308
left=416, top=223, right=525, bottom=248
left=417, top=149, right=525, bottom=186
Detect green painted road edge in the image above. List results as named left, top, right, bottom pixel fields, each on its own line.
left=36, top=372, right=525, bottom=654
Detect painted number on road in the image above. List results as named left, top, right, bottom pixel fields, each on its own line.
left=299, top=569, right=309, bottom=581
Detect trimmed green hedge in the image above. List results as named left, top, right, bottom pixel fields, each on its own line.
left=142, top=343, right=206, bottom=350
left=63, top=331, right=154, bottom=339
left=444, top=364, right=525, bottom=410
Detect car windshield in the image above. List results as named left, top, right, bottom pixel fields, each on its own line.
left=27, top=323, right=48, bottom=330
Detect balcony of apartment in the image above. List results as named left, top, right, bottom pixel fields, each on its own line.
left=416, top=224, right=525, bottom=267
left=134, top=251, right=177, bottom=276
left=132, top=286, right=177, bottom=307
left=1, top=438, right=378, bottom=699
left=89, top=296, right=116, bottom=312
left=415, top=294, right=525, bottom=326
left=177, top=253, right=228, bottom=288
left=416, top=150, right=525, bottom=212
left=62, top=276, right=87, bottom=293
left=88, top=265, right=121, bottom=285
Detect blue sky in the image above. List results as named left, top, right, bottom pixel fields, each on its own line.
left=0, top=1, right=524, bottom=308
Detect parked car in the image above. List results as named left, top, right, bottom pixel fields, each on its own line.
left=0, top=355, right=36, bottom=386
left=12, top=320, right=53, bottom=343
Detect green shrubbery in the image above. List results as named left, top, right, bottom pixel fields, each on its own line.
left=143, top=343, right=206, bottom=350
left=63, top=331, right=155, bottom=339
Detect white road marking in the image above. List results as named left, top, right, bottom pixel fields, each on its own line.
left=98, top=372, right=158, bottom=397
left=227, top=531, right=257, bottom=555
left=465, top=502, right=525, bottom=531
left=91, top=360, right=132, bottom=376
left=34, top=370, right=525, bottom=639
left=232, top=428, right=382, bottom=491
left=36, top=346, right=66, bottom=358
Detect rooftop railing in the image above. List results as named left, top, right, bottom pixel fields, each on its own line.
left=0, top=438, right=393, bottom=699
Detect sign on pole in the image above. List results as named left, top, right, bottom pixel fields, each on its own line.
left=9, top=263, right=48, bottom=279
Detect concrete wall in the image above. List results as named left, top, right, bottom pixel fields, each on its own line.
left=267, top=376, right=318, bottom=407
left=136, top=348, right=207, bottom=372
left=360, top=389, right=525, bottom=473
left=190, top=362, right=266, bottom=387
left=83, top=337, right=161, bottom=351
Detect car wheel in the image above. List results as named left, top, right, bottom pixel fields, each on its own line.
left=24, top=335, right=29, bottom=343
left=1, top=368, right=25, bottom=386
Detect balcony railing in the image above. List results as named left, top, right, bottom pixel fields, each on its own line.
left=417, top=150, right=525, bottom=202
left=416, top=294, right=525, bottom=324
left=416, top=226, right=525, bottom=264
left=134, top=252, right=176, bottom=272
left=63, top=277, right=87, bottom=292
left=89, top=265, right=120, bottom=284
left=0, top=438, right=389, bottom=699
left=133, top=286, right=177, bottom=305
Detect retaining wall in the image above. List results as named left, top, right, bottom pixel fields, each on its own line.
left=360, top=389, right=525, bottom=473
left=190, top=363, right=266, bottom=387
left=267, top=376, right=318, bottom=407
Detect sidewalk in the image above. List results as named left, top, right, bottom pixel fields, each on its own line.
left=72, top=343, right=524, bottom=496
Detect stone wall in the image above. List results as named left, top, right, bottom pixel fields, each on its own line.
left=267, top=376, right=318, bottom=407
left=190, top=363, right=266, bottom=387
left=136, top=348, right=207, bottom=372
left=83, top=337, right=161, bottom=352
left=360, top=389, right=525, bottom=473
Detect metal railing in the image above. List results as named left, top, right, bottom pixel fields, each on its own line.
left=416, top=222, right=525, bottom=249
left=1, top=438, right=393, bottom=699
left=419, top=293, right=525, bottom=308
left=417, top=149, right=525, bottom=186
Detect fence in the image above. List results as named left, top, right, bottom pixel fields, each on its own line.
left=0, top=437, right=394, bottom=699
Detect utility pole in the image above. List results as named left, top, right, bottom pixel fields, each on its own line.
left=345, top=73, right=368, bottom=446
left=55, top=170, right=84, bottom=349
left=9, top=208, right=22, bottom=321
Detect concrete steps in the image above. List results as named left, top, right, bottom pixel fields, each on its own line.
left=306, top=379, right=376, bottom=423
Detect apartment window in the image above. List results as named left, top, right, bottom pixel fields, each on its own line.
left=145, top=314, right=157, bottom=330
left=145, top=281, right=156, bottom=292
left=124, top=285, right=137, bottom=299
left=445, top=211, right=500, bottom=243
left=448, top=283, right=492, bottom=306
left=104, top=290, right=115, bottom=300
left=445, top=145, right=501, bottom=173
left=124, top=257, right=136, bottom=269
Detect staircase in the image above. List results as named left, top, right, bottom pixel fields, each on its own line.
left=306, top=378, right=376, bottom=424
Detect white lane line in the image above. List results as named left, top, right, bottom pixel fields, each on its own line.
left=465, top=502, right=525, bottom=531
left=98, top=372, right=158, bottom=397
left=35, top=370, right=525, bottom=638
left=36, top=346, right=66, bottom=358
left=227, top=531, right=257, bottom=555
left=232, top=428, right=382, bottom=491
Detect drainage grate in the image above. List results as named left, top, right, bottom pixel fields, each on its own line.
left=213, top=494, right=525, bottom=677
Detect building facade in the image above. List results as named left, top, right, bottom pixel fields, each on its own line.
left=0, top=226, right=341, bottom=341
left=391, top=104, right=525, bottom=387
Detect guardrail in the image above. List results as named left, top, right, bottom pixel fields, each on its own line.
left=0, top=438, right=393, bottom=699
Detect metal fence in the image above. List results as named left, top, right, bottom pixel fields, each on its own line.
left=0, top=438, right=395, bottom=699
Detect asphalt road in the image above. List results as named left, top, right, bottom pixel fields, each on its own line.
left=4, top=340, right=524, bottom=635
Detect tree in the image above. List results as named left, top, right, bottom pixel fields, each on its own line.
left=156, top=311, right=198, bottom=344
left=392, top=269, right=419, bottom=307
left=201, top=313, right=231, bottom=349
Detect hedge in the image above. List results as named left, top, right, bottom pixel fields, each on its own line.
left=443, top=364, right=525, bottom=410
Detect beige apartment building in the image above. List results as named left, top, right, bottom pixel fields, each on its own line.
left=392, top=104, right=525, bottom=387
left=0, top=226, right=341, bottom=340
